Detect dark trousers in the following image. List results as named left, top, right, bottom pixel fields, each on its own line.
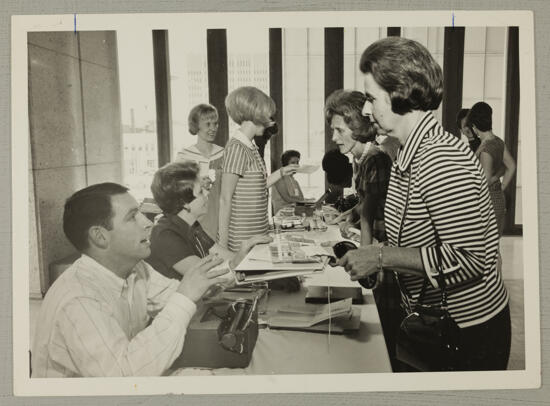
left=456, top=304, right=511, bottom=371
left=392, top=304, right=512, bottom=372
left=370, top=272, right=404, bottom=371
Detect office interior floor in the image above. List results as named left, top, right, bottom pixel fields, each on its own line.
left=28, top=236, right=526, bottom=370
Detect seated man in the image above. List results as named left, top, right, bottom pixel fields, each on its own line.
left=31, top=183, right=227, bottom=377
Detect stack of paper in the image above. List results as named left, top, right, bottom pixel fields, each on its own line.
left=266, top=298, right=361, bottom=333
left=233, top=239, right=329, bottom=285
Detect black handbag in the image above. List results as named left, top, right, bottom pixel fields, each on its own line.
left=393, top=171, right=461, bottom=371
left=395, top=273, right=461, bottom=371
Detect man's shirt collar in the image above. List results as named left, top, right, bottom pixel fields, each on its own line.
left=79, top=254, right=134, bottom=298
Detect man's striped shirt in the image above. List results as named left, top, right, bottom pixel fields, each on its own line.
left=385, top=112, right=508, bottom=328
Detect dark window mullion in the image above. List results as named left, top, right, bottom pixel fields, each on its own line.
left=207, top=29, right=229, bottom=147
left=324, top=27, right=344, bottom=195
left=504, top=26, right=521, bottom=235
left=152, top=30, right=172, bottom=167
left=442, top=26, right=465, bottom=136
left=269, top=28, right=284, bottom=173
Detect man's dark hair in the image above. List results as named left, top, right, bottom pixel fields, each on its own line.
left=63, top=183, right=129, bottom=251
left=359, top=37, right=443, bottom=115
left=467, top=101, right=493, bottom=132
left=281, top=150, right=301, bottom=166
left=322, top=149, right=353, bottom=188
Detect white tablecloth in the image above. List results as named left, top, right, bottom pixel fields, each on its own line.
left=173, top=227, right=391, bottom=376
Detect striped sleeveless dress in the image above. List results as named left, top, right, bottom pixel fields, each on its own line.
left=222, top=135, right=269, bottom=252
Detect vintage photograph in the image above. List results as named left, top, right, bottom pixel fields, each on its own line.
left=12, top=10, right=540, bottom=396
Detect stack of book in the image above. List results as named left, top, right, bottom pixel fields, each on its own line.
left=266, top=298, right=361, bottom=334
left=233, top=235, right=330, bottom=285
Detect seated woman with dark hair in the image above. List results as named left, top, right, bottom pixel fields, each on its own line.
left=271, top=149, right=313, bottom=215
left=146, top=160, right=271, bottom=280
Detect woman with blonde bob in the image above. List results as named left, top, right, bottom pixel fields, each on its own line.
left=175, top=103, right=224, bottom=239
left=218, top=86, right=298, bottom=252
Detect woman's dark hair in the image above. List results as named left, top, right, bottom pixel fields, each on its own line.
left=359, top=37, right=443, bottom=115
left=467, top=101, right=493, bottom=132
left=151, top=161, right=200, bottom=215
left=281, top=150, right=301, bottom=166
left=322, top=149, right=353, bottom=188
left=456, top=108, right=470, bottom=129
left=325, top=89, right=377, bottom=143
left=63, top=182, right=129, bottom=251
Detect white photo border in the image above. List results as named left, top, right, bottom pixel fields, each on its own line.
left=12, top=10, right=540, bottom=396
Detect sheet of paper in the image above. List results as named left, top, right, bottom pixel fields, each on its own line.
left=295, top=164, right=319, bottom=174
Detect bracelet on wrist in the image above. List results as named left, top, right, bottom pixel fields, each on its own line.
left=377, top=245, right=384, bottom=273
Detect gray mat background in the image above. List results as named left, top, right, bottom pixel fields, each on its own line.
left=1, top=0, right=548, bottom=404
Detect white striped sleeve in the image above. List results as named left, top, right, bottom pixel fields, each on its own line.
left=417, top=143, right=499, bottom=288
left=57, top=292, right=196, bottom=377
left=222, top=141, right=248, bottom=176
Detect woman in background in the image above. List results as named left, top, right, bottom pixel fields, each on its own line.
left=457, top=108, right=481, bottom=152
left=175, top=103, right=224, bottom=239
left=468, top=101, right=516, bottom=236
left=271, top=149, right=310, bottom=215
left=218, top=86, right=298, bottom=252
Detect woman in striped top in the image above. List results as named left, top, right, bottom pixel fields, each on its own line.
left=339, top=37, right=510, bottom=371
left=175, top=104, right=225, bottom=239
left=218, top=87, right=299, bottom=252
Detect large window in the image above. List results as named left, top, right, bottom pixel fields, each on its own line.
left=282, top=28, right=325, bottom=199
left=169, top=27, right=209, bottom=159
left=117, top=29, right=158, bottom=202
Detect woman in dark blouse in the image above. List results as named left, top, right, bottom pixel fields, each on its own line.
left=324, top=89, right=393, bottom=246
left=146, top=161, right=271, bottom=280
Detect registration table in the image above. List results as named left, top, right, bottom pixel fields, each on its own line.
left=173, top=226, right=392, bottom=376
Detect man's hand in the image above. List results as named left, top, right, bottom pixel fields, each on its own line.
left=338, top=246, right=379, bottom=281
left=177, top=255, right=227, bottom=302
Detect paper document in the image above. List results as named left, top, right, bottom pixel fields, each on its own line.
left=295, top=164, right=319, bottom=174
left=268, top=298, right=353, bottom=328
left=236, top=243, right=328, bottom=272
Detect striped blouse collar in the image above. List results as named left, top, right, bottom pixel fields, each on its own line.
left=185, top=144, right=224, bottom=157
left=396, top=111, right=438, bottom=173
left=232, top=129, right=257, bottom=150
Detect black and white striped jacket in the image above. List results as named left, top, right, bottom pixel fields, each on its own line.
left=385, top=112, right=508, bottom=328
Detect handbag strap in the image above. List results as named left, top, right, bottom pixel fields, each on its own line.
left=395, top=168, right=448, bottom=308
